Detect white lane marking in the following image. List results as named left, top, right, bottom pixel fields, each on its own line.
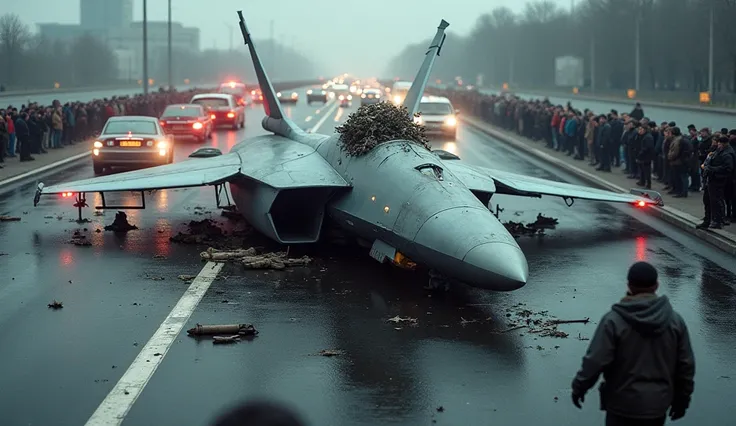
left=85, top=261, right=224, bottom=426
left=305, top=115, right=313, bottom=122
left=309, top=100, right=340, bottom=133
left=334, top=107, right=344, bottom=122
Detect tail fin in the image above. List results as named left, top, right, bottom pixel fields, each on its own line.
left=403, top=19, right=449, bottom=117
left=237, top=11, right=305, bottom=139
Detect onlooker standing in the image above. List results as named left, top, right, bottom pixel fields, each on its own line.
left=636, top=123, right=655, bottom=189
left=697, top=136, right=735, bottom=229
left=596, top=115, right=612, bottom=172
left=667, top=127, right=691, bottom=198
left=571, top=262, right=695, bottom=426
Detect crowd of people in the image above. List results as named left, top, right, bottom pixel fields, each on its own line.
left=439, top=89, right=736, bottom=230
left=0, top=87, right=211, bottom=167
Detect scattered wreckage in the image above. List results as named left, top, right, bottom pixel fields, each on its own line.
left=200, top=247, right=312, bottom=270
left=503, top=213, right=559, bottom=238
left=187, top=323, right=258, bottom=345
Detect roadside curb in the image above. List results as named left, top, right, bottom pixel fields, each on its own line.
left=460, top=117, right=736, bottom=256
left=0, top=151, right=90, bottom=191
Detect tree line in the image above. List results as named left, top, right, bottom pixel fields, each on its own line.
left=0, top=13, right=319, bottom=91
left=385, top=0, right=736, bottom=95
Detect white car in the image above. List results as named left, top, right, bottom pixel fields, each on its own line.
left=92, top=116, right=173, bottom=174
left=360, top=88, right=383, bottom=105
left=413, top=96, right=459, bottom=140
left=190, top=93, right=245, bottom=130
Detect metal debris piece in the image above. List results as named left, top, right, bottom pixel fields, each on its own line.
left=104, top=211, right=138, bottom=232
left=187, top=323, right=258, bottom=337
left=48, top=300, right=63, bottom=309
left=146, top=275, right=165, bottom=281
left=212, top=335, right=240, bottom=344
left=93, top=211, right=104, bottom=216
left=178, top=274, right=196, bottom=281
left=387, top=315, right=417, bottom=324
left=153, top=254, right=166, bottom=259
left=0, top=216, right=21, bottom=221
left=436, top=406, right=445, bottom=412
left=69, top=230, right=92, bottom=246
left=169, top=219, right=251, bottom=248
left=315, top=349, right=344, bottom=357
left=199, top=247, right=312, bottom=270
left=335, top=102, right=430, bottom=157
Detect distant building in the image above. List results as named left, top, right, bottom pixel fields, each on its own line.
left=38, top=0, right=200, bottom=82
left=80, top=0, right=133, bottom=30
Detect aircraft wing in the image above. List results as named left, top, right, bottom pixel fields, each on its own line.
left=37, top=153, right=243, bottom=197
left=35, top=138, right=351, bottom=205
left=445, top=162, right=663, bottom=206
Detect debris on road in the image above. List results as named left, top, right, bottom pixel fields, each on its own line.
left=93, top=211, right=104, bottom=216
left=104, top=211, right=138, bottom=232
left=336, top=102, right=430, bottom=157
left=170, top=219, right=251, bottom=248
left=200, top=247, right=312, bottom=270
left=153, top=254, right=166, bottom=259
left=503, top=214, right=559, bottom=238
left=69, top=230, right=92, bottom=246
left=48, top=300, right=63, bottom=309
left=187, top=323, right=258, bottom=337
left=145, top=274, right=165, bottom=281
left=387, top=316, right=418, bottom=324
left=178, top=274, right=196, bottom=282
left=213, top=335, right=240, bottom=344
left=0, top=215, right=21, bottom=222
left=495, top=303, right=589, bottom=339
left=313, top=349, right=344, bottom=357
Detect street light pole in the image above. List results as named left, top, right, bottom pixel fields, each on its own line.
left=590, top=36, right=596, bottom=93
left=708, top=4, right=714, bottom=96
left=635, top=12, right=640, bottom=92
left=167, top=0, right=172, bottom=90
left=142, top=0, right=148, bottom=95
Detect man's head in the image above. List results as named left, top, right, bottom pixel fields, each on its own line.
left=700, top=128, right=711, bottom=137
left=688, top=124, right=697, bottom=137
left=717, top=136, right=729, bottom=150
left=627, top=261, right=658, bottom=294
left=599, top=115, right=607, bottom=124
left=637, top=123, right=647, bottom=135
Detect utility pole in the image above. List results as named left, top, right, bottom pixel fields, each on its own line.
left=269, top=20, right=274, bottom=70
left=708, top=4, right=714, bottom=96
left=142, top=0, right=148, bottom=94
left=590, top=37, right=596, bottom=93
left=635, top=11, right=640, bottom=92
left=167, top=0, right=172, bottom=90
left=509, top=55, right=514, bottom=86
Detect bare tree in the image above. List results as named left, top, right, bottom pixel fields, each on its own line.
left=0, top=13, right=30, bottom=85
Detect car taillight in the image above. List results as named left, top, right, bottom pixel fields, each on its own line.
left=227, top=112, right=235, bottom=118
left=193, top=122, right=203, bottom=130
left=159, top=121, right=166, bottom=126
left=210, top=114, right=216, bottom=119
left=61, top=192, right=74, bottom=198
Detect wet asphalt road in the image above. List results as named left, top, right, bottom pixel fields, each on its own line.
left=1, top=90, right=735, bottom=426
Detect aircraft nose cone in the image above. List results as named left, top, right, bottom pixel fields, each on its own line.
left=464, top=242, right=529, bottom=291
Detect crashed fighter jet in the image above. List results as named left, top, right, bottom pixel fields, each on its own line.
left=33, top=12, right=663, bottom=291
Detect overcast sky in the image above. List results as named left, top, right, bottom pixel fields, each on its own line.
left=5, top=0, right=570, bottom=76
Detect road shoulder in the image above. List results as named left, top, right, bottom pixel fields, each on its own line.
left=0, top=143, right=90, bottom=188
left=460, top=115, right=736, bottom=255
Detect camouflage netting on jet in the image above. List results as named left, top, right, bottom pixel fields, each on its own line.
left=336, top=102, right=430, bottom=156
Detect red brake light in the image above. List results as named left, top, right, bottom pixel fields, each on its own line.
left=227, top=112, right=235, bottom=118
left=210, top=114, right=216, bottom=119
left=61, top=192, right=74, bottom=198
left=159, top=121, right=166, bottom=126
left=636, top=200, right=646, bottom=207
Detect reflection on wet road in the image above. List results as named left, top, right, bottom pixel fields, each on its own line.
left=0, top=93, right=734, bottom=426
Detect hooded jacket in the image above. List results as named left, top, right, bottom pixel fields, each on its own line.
left=572, top=294, right=695, bottom=419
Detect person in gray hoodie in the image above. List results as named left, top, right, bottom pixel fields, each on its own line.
left=571, top=261, right=695, bottom=426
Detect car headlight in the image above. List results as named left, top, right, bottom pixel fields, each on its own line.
left=347, top=95, right=352, bottom=100
left=361, top=94, right=366, bottom=98
left=339, top=95, right=344, bottom=100
left=93, top=141, right=103, bottom=148
left=394, top=95, right=401, bottom=104
left=276, top=92, right=282, bottom=97
left=157, top=140, right=169, bottom=149
left=444, top=116, right=457, bottom=126
left=413, top=116, right=423, bottom=125
left=321, top=90, right=326, bottom=95
left=146, top=140, right=154, bottom=147
left=307, top=89, right=313, bottom=94
left=291, top=92, right=298, bottom=98
left=192, top=122, right=203, bottom=130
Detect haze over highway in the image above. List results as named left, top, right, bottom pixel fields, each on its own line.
left=1, top=83, right=735, bottom=425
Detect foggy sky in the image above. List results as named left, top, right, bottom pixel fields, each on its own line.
left=4, top=0, right=569, bottom=77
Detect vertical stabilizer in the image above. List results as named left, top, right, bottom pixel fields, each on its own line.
left=237, top=11, right=305, bottom=139
left=403, top=20, right=449, bottom=117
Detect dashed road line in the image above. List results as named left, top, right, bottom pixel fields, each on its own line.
left=84, top=261, right=224, bottom=426
left=309, top=100, right=340, bottom=133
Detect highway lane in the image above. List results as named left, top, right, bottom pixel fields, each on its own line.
left=2, top=95, right=734, bottom=426
left=0, top=84, right=338, bottom=426
left=120, top=113, right=736, bottom=424
left=484, top=88, right=734, bottom=131
left=0, top=84, right=216, bottom=109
